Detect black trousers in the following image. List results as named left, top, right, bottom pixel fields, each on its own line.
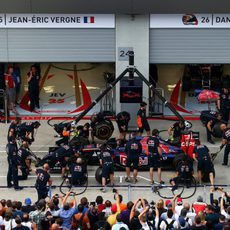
left=18, top=166, right=28, bottom=180
left=7, top=160, right=18, bottom=188
left=36, top=186, right=48, bottom=202
left=223, top=144, right=230, bottom=165
left=220, top=108, right=230, bottom=124
left=206, top=126, right=213, bottom=140
left=29, top=86, right=40, bottom=111
left=55, top=136, right=69, bottom=146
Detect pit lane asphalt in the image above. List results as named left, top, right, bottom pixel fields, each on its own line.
left=0, top=119, right=228, bottom=204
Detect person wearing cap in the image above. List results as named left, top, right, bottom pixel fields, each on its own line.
left=34, top=163, right=52, bottom=202
left=99, top=143, right=114, bottom=193
left=168, top=120, right=185, bottom=146
left=192, top=196, right=207, bottom=214
left=107, top=193, right=121, bottom=227
left=6, top=136, right=23, bottom=190
left=175, top=197, right=183, bottom=216
left=147, top=129, right=164, bottom=185
left=22, top=198, right=35, bottom=214
left=69, top=157, right=87, bottom=186
left=116, top=111, right=131, bottom=140
left=193, top=144, right=215, bottom=187
left=125, top=132, right=142, bottom=183
left=137, top=102, right=151, bottom=136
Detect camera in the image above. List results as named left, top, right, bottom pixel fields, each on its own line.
left=90, top=202, right=96, bottom=207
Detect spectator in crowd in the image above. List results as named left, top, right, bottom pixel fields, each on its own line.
left=21, top=213, right=36, bottom=230
left=107, top=194, right=121, bottom=227
left=21, top=198, right=36, bottom=214
left=13, top=216, right=30, bottom=230
left=120, top=201, right=133, bottom=228
left=95, top=196, right=105, bottom=213
left=59, top=192, right=76, bottom=230
left=112, top=213, right=129, bottom=230
left=192, top=196, right=207, bottom=215
left=72, top=203, right=90, bottom=229
left=29, top=202, right=46, bottom=230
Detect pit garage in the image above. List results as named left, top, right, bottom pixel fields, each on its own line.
left=0, top=14, right=116, bottom=117
left=149, top=14, right=230, bottom=116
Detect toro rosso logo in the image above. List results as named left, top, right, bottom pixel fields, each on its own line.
left=182, top=14, right=198, bottom=25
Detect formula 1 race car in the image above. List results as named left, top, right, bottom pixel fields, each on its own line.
left=37, top=130, right=199, bottom=172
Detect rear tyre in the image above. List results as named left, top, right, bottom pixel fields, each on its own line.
left=95, top=167, right=110, bottom=185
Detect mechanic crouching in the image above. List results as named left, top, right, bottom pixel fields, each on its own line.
left=70, top=158, right=87, bottom=186
left=193, top=144, right=215, bottom=188
left=170, top=157, right=193, bottom=192
left=200, top=110, right=223, bottom=144
left=41, top=144, right=75, bottom=178
left=168, top=120, right=185, bottom=146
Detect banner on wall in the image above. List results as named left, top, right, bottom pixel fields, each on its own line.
left=150, top=14, right=230, bottom=28
left=0, top=14, right=114, bottom=28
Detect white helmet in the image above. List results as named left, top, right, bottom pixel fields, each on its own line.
left=184, top=120, right=192, bottom=129
left=71, top=121, right=76, bottom=127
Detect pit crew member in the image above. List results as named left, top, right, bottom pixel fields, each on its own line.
left=125, top=132, right=142, bottom=183
left=99, top=143, right=114, bottom=193
left=193, top=144, right=215, bottom=187
left=147, top=129, right=164, bottom=185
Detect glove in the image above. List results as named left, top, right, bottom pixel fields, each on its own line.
left=169, top=135, right=174, bottom=141
left=220, top=144, right=225, bottom=150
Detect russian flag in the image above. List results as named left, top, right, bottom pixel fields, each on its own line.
left=84, top=16, right=94, bottom=23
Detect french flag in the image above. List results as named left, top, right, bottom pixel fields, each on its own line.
left=84, top=16, right=94, bottom=23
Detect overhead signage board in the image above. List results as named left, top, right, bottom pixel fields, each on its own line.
left=0, top=14, right=115, bottom=28
left=150, top=14, right=230, bottom=28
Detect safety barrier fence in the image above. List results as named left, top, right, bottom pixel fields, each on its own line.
left=0, top=184, right=229, bottom=202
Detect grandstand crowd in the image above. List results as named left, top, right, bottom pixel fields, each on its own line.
left=0, top=187, right=229, bottom=230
